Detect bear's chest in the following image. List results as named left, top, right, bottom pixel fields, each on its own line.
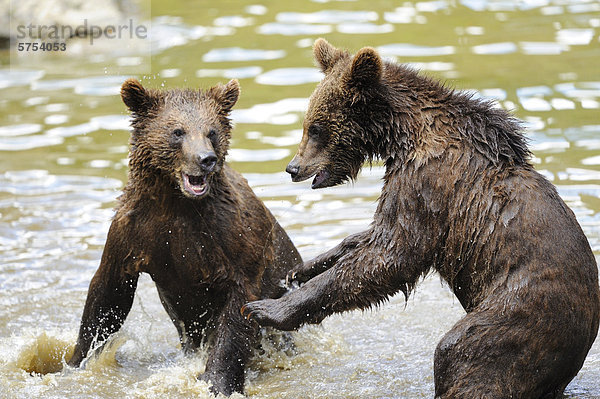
left=130, top=206, right=266, bottom=287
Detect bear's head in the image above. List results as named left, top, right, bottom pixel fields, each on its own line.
left=286, top=39, right=387, bottom=189
left=120, top=79, right=240, bottom=199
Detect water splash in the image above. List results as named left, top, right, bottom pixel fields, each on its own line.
left=15, top=333, right=75, bottom=375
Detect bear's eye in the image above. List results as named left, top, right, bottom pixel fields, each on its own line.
left=172, top=128, right=185, bottom=137
left=207, top=129, right=217, bottom=140
left=308, top=124, right=323, bottom=139
left=308, top=123, right=325, bottom=141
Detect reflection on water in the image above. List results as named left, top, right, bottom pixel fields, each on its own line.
left=378, top=43, right=456, bottom=56
left=1, top=0, right=599, bottom=397
left=255, top=68, right=323, bottom=86
left=0, top=70, right=45, bottom=88
left=231, top=98, right=309, bottom=125
left=202, top=48, right=286, bottom=62
left=196, top=66, right=264, bottom=79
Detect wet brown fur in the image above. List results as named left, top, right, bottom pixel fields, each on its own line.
left=68, top=79, right=302, bottom=396
left=242, top=39, right=600, bottom=398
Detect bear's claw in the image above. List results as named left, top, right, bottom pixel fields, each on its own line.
left=285, top=271, right=298, bottom=287
left=241, top=299, right=277, bottom=326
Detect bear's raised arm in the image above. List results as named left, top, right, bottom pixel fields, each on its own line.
left=68, top=219, right=139, bottom=367
left=286, top=230, right=370, bottom=285
left=242, top=224, right=420, bottom=331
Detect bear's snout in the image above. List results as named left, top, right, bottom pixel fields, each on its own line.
left=197, top=152, right=217, bottom=173
left=179, top=151, right=218, bottom=198
left=183, top=150, right=217, bottom=175
left=286, top=161, right=299, bottom=178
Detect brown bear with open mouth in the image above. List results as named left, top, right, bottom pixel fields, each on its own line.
left=68, top=78, right=302, bottom=396
left=242, top=39, right=600, bottom=398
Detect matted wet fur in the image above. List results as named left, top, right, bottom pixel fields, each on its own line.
left=67, top=79, right=302, bottom=396
left=242, top=39, right=600, bottom=398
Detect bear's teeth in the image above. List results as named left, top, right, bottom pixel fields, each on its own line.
left=182, top=173, right=208, bottom=196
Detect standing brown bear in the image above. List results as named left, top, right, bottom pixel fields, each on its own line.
left=67, top=78, right=302, bottom=396
left=242, top=39, right=600, bottom=398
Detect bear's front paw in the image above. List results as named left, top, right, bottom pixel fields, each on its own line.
left=241, top=298, right=302, bottom=331
left=199, top=370, right=241, bottom=397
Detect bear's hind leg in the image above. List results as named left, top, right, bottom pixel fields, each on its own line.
left=200, top=292, right=258, bottom=396
left=434, top=300, right=585, bottom=399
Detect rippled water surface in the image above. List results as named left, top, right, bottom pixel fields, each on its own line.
left=1, top=0, right=600, bottom=398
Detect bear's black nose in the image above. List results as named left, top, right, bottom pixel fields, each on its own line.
left=199, top=153, right=217, bottom=172
left=286, top=163, right=299, bottom=178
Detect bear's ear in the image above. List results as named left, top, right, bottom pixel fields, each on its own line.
left=346, top=47, right=383, bottom=89
left=313, top=38, right=344, bottom=73
left=121, top=79, right=156, bottom=114
left=208, top=79, right=240, bottom=113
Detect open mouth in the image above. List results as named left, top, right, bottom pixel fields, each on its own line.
left=182, top=172, right=208, bottom=197
left=311, top=169, right=330, bottom=189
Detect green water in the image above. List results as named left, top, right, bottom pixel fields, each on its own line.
left=1, top=0, right=599, bottom=397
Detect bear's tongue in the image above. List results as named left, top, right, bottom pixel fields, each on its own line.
left=182, top=172, right=208, bottom=196
left=311, top=170, right=330, bottom=189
